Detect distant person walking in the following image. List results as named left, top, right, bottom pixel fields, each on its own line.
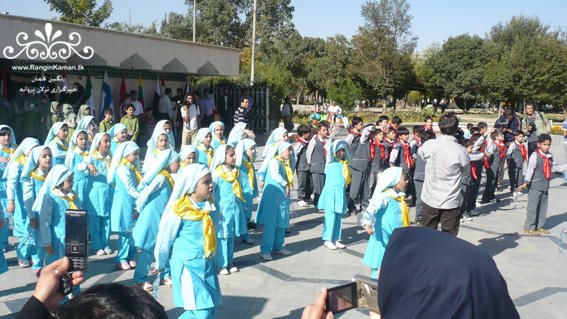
left=522, top=102, right=550, bottom=157
left=281, top=97, right=294, bottom=132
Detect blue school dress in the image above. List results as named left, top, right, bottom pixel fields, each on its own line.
left=0, top=209, right=7, bottom=274
left=318, top=162, right=348, bottom=241
left=67, top=150, right=89, bottom=205
left=23, top=170, right=47, bottom=270
left=48, top=138, right=68, bottom=166
left=110, top=138, right=122, bottom=156
left=197, top=145, right=214, bottom=167
left=211, top=137, right=226, bottom=152
left=0, top=146, right=16, bottom=246
left=255, top=158, right=290, bottom=229
left=85, top=153, right=112, bottom=251
left=239, top=158, right=258, bottom=221
left=6, top=158, right=34, bottom=260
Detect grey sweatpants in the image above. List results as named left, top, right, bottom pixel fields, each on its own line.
left=414, top=179, right=424, bottom=222
left=312, top=173, right=325, bottom=203
left=524, top=188, right=548, bottom=231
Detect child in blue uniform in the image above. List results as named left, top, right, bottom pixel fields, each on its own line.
left=258, top=128, right=295, bottom=183
left=64, top=130, right=90, bottom=209
left=108, top=123, right=128, bottom=155
left=194, top=128, right=214, bottom=167
left=133, top=149, right=179, bottom=291
left=22, top=145, right=52, bottom=274
left=108, top=141, right=141, bottom=270
left=85, top=132, right=113, bottom=256
left=76, top=115, right=98, bottom=145
left=256, top=142, right=294, bottom=261
left=45, top=122, right=69, bottom=166
left=154, top=164, right=222, bottom=319
left=209, top=121, right=226, bottom=151
left=227, top=122, right=255, bottom=148
left=143, top=127, right=170, bottom=173
left=33, top=165, right=79, bottom=265
left=211, top=145, right=247, bottom=275
left=361, top=167, right=409, bottom=279
left=318, top=140, right=350, bottom=250
left=0, top=207, right=7, bottom=275
left=154, top=119, right=176, bottom=150
left=5, top=137, right=40, bottom=267
left=178, top=145, right=199, bottom=176
left=235, top=138, right=258, bottom=243
left=0, top=125, right=17, bottom=249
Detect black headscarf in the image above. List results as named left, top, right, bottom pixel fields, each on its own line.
left=378, top=227, right=519, bottom=319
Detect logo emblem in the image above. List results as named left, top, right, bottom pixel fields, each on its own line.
left=3, top=23, right=94, bottom=60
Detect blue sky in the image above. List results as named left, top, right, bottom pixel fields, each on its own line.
left=2, top=0, right=566, bottom=52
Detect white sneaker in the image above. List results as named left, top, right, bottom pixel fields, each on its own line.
left=469, top=209, right=479, bottom=217
left=219, top=268, right=230, bottom=275
left=465, top=214, right=473, bottom=221
left=260, top=253, right=272, bottom=261
left=273, top=249, right=291, bottom=255
left=324, top=241, right=338, bottom=250
left=228, top=263, right=239, bottom=273
left=96, top=249, right=105, bottom=256
left=18, top=258, right=30, bottom=268
left=335, top=240, right=346, bottom=249
left=297, top=200, right=309, bottom=207
left=460, top=217, right=466, bottom=223
left=104, top=247, right=113, bottom=254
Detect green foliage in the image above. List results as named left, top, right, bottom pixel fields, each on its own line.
left=44, top=0, right=113, bottom=26
left=327, top=78, right=362, bottom=109
left=407, top=90, right=423, bottom=106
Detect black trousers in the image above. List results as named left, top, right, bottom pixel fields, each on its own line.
left=296, top=170, right=313, bottom=201
left=421, top=202, right=460, bottom=236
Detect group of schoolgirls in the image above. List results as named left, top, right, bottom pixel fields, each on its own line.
left=460, top=122, right=567, bottom=235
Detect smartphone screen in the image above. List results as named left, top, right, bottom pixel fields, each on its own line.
left=326, top=282, right=357, bottom=314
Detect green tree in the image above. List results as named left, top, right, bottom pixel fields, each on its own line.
left=327, top=78, right=362, bottom=109
left=44, top=0, right=113, bottom=27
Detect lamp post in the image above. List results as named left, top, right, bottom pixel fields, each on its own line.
left=250, top=0, right=257, bottom=86
left=193, top=0, right=196, bottom=42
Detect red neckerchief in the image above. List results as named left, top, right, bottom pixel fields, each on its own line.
left=297, top=137, right=309, bottom=145
left=536, top=149, right=551, bottom=180
left=515, top=140, right=527, bottom=161
left=398, top=139, right=414, bottom=168
left=349, top=128, right=361, bottom=137
left=482, top=140, right=490, bottom=169
left=494, top=141, right=506, bottom=159
left=372, top=139, right=385, bottom=160
left=414, top=136, right=422, bottom=147
left=471, top=162, right=478, bottom=180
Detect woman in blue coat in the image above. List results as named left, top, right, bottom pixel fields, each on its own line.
left=22, top=145, right=52, bottom=274
left=153, top=164, right=222, bottom=319
left=133, top=149, right=179, bottom=291
left=5, top=137, right=39, bottom=267
left=255, top=142, right=294, bottom=261
left=318, top=140, right=350, bottom=250
left=33, top=165, right=79, bottom=265
left=45, top=122, right=69, bottom=166
left=360, top=166, right=409, bottom=279
left=85, top=132, right=113, bottom=256
left=235, top=138, right=258, bottom=244
left=211, top=144, right=246, bottom=275
left=108, top=123, right=128, bottom=155
left=194, top=128, right=214, bottom=167
left=64, top=130, right=89, bottom=208
left=209, top=121, right=226, bottom=151
left=108, top=141, right=141, bottom=270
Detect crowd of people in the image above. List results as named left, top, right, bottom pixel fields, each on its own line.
left=0, top=94, right=566, bottom=318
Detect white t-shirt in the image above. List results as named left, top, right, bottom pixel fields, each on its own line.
left=181, top=104, right=199, bottom=130
left=328, top=105, right=342, bottom=115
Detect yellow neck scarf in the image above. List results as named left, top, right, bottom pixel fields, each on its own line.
left=54, top=137, right=68, bottom=151
left=30, top=169, right=46, bottom=181
left=1, top=147, right=15, bottom=156
left=173, top=195, right=216, bottom=258
left=275, top=155, right=294, bottom=188
left=119, top=158, right=142, bottom=183
left=180, top=161, right=188, bottom=168
left=92, top=151, right=111, bottom=168
left=215, top=165, right=246, bottom=202
left=389, top=190, right=410, bottom=227
left=242, top=159, right=255, bottom=191
left=54, top=189, right=78, bottom=209
left=199, top=143, right=214, bottom=167
left=74, top=147, right=89, bottom=157
left=16, top=155, right=26, bottom=165
left=335, top=157, right=351, bottom=185
left=158, top=169, right=175, bottom=188
left=214, top=137, right=226, bottom=145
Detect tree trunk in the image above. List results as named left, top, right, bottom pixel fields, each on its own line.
left=382, top=99, right=387, bottom=114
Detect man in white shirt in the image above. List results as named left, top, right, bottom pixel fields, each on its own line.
left=120, top=90, right=144, bottom=117
left=158, top=88, right=174, bottom=121
left=181, top=94, right=200, bottom=146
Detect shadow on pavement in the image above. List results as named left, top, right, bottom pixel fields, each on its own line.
left=476, top=233, right=521, bottom=258
left=167, top=295, right=268, bottom=319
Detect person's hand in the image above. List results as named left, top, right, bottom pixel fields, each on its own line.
left=30, top=218, right=39, bottom=229
left=6, top=200, right=14, bottom=214
left=516, top=184, right=527, bottom=192
left=285, top=185, right=290, bottom=198
left=365, top=224, right=374, bottom=235
left=151, top=267, right=163, bottom=275
left=88, top=164, right=98, bottom=176
left=45, top=245, right=55, bottom=255
left=302, top=287, right=334, bottom=319
left=0, top=156, right=9, bottom=163
left=33, top=257, right=84, bottom=310
left=243, top=129, right=256, bottom=140
left=369, top=310, right=381, bottom=319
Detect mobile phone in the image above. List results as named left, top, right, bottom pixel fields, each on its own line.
left=325, top=275, right=379, bottom=314
left=65, top=209, right=88, bottom=272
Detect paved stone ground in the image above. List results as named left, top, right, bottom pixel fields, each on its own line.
left=0, top=134, right=566, bottom=318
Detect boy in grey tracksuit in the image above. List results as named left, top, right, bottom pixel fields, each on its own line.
left=348, top=125, right=375, bottom=213
left=307, top=121, right=337, bottom=205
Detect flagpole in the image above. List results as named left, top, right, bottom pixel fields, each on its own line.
left=250, top=0, right=257, bottom=86
left=193, top=0, right=196, bottom=42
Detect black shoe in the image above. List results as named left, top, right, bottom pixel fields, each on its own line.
left=247, top=222, right=257, bottom=230
left=285, top=229, right=291, bottom=234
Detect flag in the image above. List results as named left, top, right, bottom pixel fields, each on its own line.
left=85, top=74, right=95, bottom=116
left=119, top=74, right=126, bottom=120
left=101, top=70, right=114, bottom=120
left=1, top=68, right=7, bottom=98
left=184, top=80, right=190, bottom=95
left=138, top=73, right=145, bottom=112
left=161, top=73, right=166, bottom=96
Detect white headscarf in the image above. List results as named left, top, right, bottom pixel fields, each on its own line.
left=3, top=137, right=39, bottom=178
left=76, top=104, right=91, bottom=124
left=76, top=115, right=95, bottom=131
left=143, top=127, right=170, bottom=171
left=0, top=125, right=16, bottom=146
left=194, top=128, right=211, bottom=147
left=108, top=123, right=127, bottom=138
left=166, top=163, right=211, bottom=209
left=235, top=138, right=256, bottom=166
left=209, top=121, right=225, bottom=139
left=64, top=129, right=88, bottom=168
left=22, top=145, right=50, bottom=177
left=258, top=141, right=291, bottom=177
left=227, top=122, right=247, bottom=147
left=210, top=144, right=231, bottom=181
left=44, top=122, right=67, bottom=146
left=32, top=164, right=73, bottom=213
left=262, top=128, right=287, bottom=158
left=137, top=149, right=179, bottom=209
left=326, top=140, right=350, bottom=164
left=89, top=132, right=110, bottom=154
left=107, top=141, right=139, bottom=184
left=179, top=145, right=199, bottom=161
left=154, top=120, right=175, bottom=150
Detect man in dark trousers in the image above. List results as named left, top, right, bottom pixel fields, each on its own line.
left=217, top=88, right=234, bottom=132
